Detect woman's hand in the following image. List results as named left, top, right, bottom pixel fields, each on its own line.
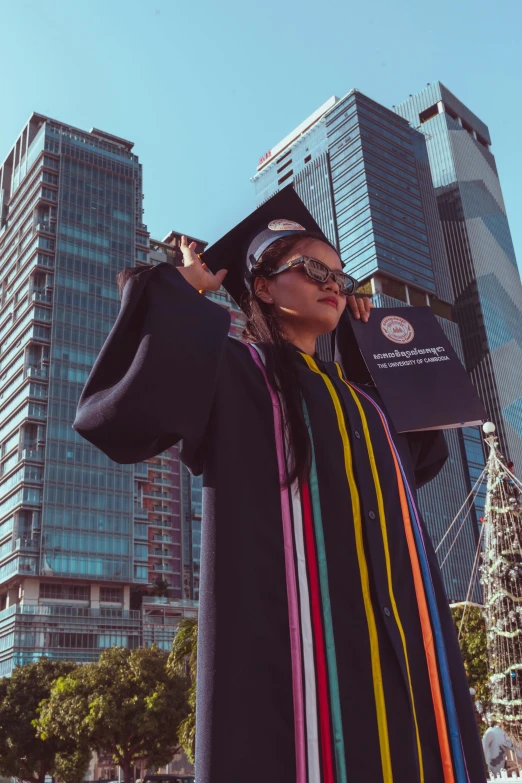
left=177, top=235, right=228, bottom=292
left=346, top=295, right=373, bottom=323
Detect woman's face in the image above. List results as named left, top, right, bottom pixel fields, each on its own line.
left=255, top=238, right=347, bottom=337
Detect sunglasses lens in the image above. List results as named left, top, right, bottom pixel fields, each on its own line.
left=305, top=258, right=329, bottom=282
left=337, top=274, right=353, bottom=294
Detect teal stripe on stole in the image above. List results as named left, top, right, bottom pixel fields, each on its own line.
left=303, top=402, right=347, bottom=783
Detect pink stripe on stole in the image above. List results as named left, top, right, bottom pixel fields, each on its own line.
left=247, top=344, right=306, bottom=783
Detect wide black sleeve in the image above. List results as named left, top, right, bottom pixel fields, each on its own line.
left=407, top=429, right=449, bottom=488
left=73, top=262, right=231, bottom=464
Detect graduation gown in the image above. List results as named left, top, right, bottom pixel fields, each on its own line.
left=74, top=263, right=484, bottom=783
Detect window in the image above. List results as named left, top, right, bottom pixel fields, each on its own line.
left=277, top=159, right=292, bottom=174
left=134, top=565, right=148, bottom=580
left=304, top=154, right=312, bottom=164
left=40, top=583, right=90, bottom=600
left=419, top=104, right=438, bottom=124
left=278, top=170, right=294, bottom=186
left=377, top=275, right=408, bottom=303
left=134, top=543, right=148, bottom=559
left=409, top=286, right=428, bottom=307
left=276, top=148, right=292, bottom=165
left=429, top=297, right=453, bottom=321
left=100, top=586, right=123, bottom=603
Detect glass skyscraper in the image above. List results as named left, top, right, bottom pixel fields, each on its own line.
left=252, top=90, right=483, bottom=601
left=394, top=83, right=522, bottom=473
left=0, top=114, right=149, bottom=675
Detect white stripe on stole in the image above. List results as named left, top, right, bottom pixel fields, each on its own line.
left=249, top=344, right=321, bottom=782
left=290, top=477, right=321, bottom=782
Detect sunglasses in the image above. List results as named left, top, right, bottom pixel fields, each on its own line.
left=266, top=256, right=358, bottom=295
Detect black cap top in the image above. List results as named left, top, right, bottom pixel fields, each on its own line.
left=201, top=185, right=337, bottom=309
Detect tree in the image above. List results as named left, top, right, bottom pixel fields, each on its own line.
left=480, top=428, right=522, bottom=739
left=37, top=645, right=188, bottom=783
left=450, top=604, right=491, bottom=712
left=168, top=618, right=198, bottom=764
left=151, top=576, right=171, bottom=597
left=0, top=658, right=89, bottom=783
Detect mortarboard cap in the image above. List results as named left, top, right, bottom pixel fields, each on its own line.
left=201, top=185, right=337, bottom=309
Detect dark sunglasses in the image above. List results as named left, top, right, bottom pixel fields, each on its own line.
left=266, top=256, right=358, bottom=295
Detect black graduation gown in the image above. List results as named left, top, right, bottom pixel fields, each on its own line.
left=74, top=263, right=484, bottom=783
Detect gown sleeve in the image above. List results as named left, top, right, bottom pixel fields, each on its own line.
left=406, top=429, right=449, bottom=488
left=73, top=262, right=231, bottom=465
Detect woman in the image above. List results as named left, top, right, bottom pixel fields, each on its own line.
left=74, top=192, right=483, bottom=783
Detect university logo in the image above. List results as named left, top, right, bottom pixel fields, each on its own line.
left=268, top=220, right=306, bottom=231
left=380, top=315, right=415, bottom=344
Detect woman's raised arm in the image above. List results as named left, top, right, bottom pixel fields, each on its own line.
left=73, top=260, right=230, bottom=464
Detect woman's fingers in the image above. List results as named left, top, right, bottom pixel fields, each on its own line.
left=347, top=295, right=373, bottom=322
left=180, top=236, right=201, bottom=269
left=358, top=296, right=372, bottom=322
left=179, top=236, right=227, bottom=292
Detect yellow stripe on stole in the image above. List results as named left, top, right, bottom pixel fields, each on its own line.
left=333, top=363, right=424, bottom=783
left=301, top=353, right=393, bottom=783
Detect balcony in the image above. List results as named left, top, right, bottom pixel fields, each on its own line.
left=141, top=596, right=198, bottom=608
left=20, top=448, right=44, bottom=462
left=35, top=222, right=55, bottom=235
left=25, top=366, right=48, bottom=379
left=153, top=535, right=172, bottom=543
left=153, top=477, right=172, bottom=486
left=143, top=490, right=171, bottom=499
left=14, top=538, right=40, bottom=553
left=31, top=291, right=53, bottom=304
left=4, top=604, right=140, bottom=621
left=35, top=255, right=54, bottom=269
left=134, top=505, right=148, bottom=518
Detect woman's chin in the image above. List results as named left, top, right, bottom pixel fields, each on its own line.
left=313, top=311, right=342, bottom=335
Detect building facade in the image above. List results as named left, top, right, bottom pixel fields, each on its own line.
left=394, top=83, right=522, bottom=473
left=252, top=90, right=483, bottom=601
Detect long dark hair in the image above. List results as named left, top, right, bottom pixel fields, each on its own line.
left=243, top=235, right=313, bottom=486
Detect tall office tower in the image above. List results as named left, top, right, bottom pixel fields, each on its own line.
left=394, top=83, right=522, bottom=473
left=146, top=233, right=246, bottom=604
left=252, top=90, right=483, bottom=601
left=0, top=114, right=148, bottom=675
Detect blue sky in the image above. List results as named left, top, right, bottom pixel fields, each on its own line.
left=2, top=0, right=521, bottom=265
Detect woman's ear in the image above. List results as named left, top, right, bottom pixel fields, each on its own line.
left=253, top=277, right=273, bottom=303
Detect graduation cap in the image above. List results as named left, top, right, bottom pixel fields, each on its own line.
left=201, top=185, right=337, bottom=309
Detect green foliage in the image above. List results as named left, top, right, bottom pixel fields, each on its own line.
left=168, top=618, right=198, bottom=764
left=151, top=576, right=170, bottom=597
left=37, top=646, right=189, bottom=783
left=0, top=658, right=88, bottom=783
left=451, top=604, right=491, bottom=702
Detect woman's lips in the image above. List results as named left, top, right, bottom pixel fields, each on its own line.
left=319, top=298, right=338, bottom=309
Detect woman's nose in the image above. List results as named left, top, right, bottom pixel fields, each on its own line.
left=322, top=274, right=340, bottom=295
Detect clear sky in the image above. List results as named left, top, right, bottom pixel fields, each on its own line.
left=1, top=0, right=521, bottom=266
